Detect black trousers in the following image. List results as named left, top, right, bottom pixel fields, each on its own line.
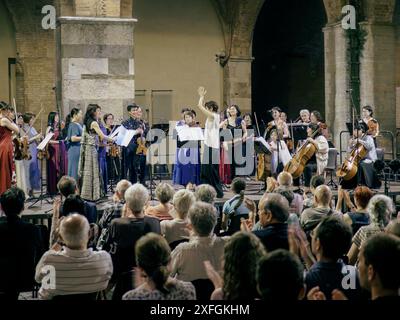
left=123, top=147, right=147, bottom=185
left=303, top=162, right=318, bottom=187
left=200, top=145, right=224, bottom=198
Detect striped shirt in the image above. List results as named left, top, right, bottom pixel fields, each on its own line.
left=352, top=223, right=383, bottom=249
left=35, top=247, right=113, bottom=300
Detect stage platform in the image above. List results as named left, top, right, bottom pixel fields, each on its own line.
left=3, top=177, right=400, bottom=227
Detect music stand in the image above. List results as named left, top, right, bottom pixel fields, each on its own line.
left=287, top=123, right=309, bottom=153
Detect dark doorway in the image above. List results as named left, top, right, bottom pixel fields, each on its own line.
left=252, top=0, right=327, bottom=123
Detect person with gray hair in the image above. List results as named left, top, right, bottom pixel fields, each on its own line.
left=97, top=179, right=132, bottom=250
left=170, top=201, right=229, bottom=282
left=347, top=194, right=395, bottom=265
left=161, top=189, right=196, bottom=244
left=35, top=214, right=113, bottom=299
left=241, top=193, right=290, bottom=252
left=103, top=183, right=161, bottom=300
left=145, top=182, right=175, bottom=221
left=195, top=184, right=217, bottom=204
left=298, top=109, right=311, bottom=124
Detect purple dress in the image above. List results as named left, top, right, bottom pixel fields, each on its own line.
left=98, top=123, right=108, bottom=192
left=47, top=126, right=67, bottom=195
left=23, top=124, right=41, bottom=191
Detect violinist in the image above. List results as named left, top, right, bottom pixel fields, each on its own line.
left=95, top=107, right=109, bottom=192
left=104, top=113, right=121, bottom=187
left=14, top=112, right=29, bottom=196
left=269, top=129, right=292, bottom=175
left=22, top=113, right=42, bottom=197
left=0, top=102, right=19, bottom=195
left=121, top=104, right=147, bottom=185
left=172, top=110, right=201, bottom=187
left=361, top=105, right=379, bottom=146
left=340, top=122, right=380, bottom=190
left=303, top=123, right=329, bottom=190
left=264, top=107, right=289, bottom=140
left=297, top=109, right=311, bottom=124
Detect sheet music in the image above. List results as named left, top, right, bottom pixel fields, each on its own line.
left=255, top=137, right=272, bottom=153
left=115, top=125, right=137, bottom=147
left=109, top=125, right=122, bottom=139
left=37, top=132, right=54, bottom=150
left=176, top=126, right=204, bottom=141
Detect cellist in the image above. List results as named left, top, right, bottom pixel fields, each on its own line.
left=302, top=123, right=329, bottom=191
left=340, top=122, right=379, bottom=190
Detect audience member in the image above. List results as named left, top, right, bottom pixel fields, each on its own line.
left=257, top=249, right=305, bottom=301
left=35, top=214, right=113, bottom=299
left=208, top=232, right=266, bottom=300
left=305, top=217, right=362, bottom=300
left=221, top=178, right=249, bottom=235
left=123, top=233, right=196, bottom=300
left=302, top=175, right=325, bottom=209
left=300, top=185, right=342, bottom=233
left=161, top=189, right=195, bottom=244
left=0, top=187, right=44, bottom=300
left=386, top=219, right=400, bottom=238
left=275, top=172, right=303, bottom=215
left=195, top=184, right=216, bottom=204
left=145, top=183, right=175, bottom=221
left=170, top=202, right=228, bottom=282
left=347, top=195, right=394, bottom=265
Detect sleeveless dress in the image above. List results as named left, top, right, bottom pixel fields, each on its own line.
left=0, top=126, right=13, bottom=195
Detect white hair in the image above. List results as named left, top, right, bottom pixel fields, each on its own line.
left=125, top=183, right=149, bottom=213
left=300, top=109, right=310, bottom=116
left=116, top=179, right=132, bottom=200
left=173, top=189, right=196, bottom=218
left=367, top=194, right=394, bottom=227
left=195, top=184, right=216, bottom=204
left=59, top=214, right=90, bottom=249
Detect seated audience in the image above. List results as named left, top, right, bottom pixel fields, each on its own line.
left=123, top=233, right=196, bottom=300
left=275, top=172, right=303, bottom=215
left=145, top=182, right=175, bottom=221
left=302, top=175, right=325, bottom=210
left=336, top=186, right=373, bottom=235
left=207, top=232, right=266, bottom=300
left=57, top=176, right=97, bottom=223
left=35, top=214, right=113, bottom=299
left=104, top=183, right=161, bottom=299
left=97, top=179, right=132, bottom=250
left=305, top=217, right=362, bottom=300
left=221, top=178, right=249, bottom=235
left=242, top=193, right=290, bottom=252
left=161, top=189, right=196, bottom=244
left=0, top=187, right=44, bottom=300
left=195, top=184, right=216, bottom=204
left=357, top=234, right=400, bottom=300
left=300, top=185, right=342, bottom=233
left=347, top=195, right=394, bottom=265
left=171, top=202, right=228, bottom=282
left=386, top=219, right=400, bottom=238
left=257, top=249, right=305, bottom=301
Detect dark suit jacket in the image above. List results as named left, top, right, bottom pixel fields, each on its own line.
left=253, top=223, right=289, bottom=252
left=0, top=217, right=44, bottom=294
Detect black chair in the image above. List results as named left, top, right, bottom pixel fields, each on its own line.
left=169, top=239, right=189, bottom=251
left=191, top=279, right=214, bottom=301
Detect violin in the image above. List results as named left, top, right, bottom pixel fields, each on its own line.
left=283, top=127, right=320, bottom=179
left=110, top=143, right=120, bottom=158
left=136, top=122, right=148, bottom=155
left=336, top=134, right=368, bottom=181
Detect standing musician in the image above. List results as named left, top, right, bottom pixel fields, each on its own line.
left=0, top=102, right=19, bottom=195
left=104, top=113, right=121, bottom=189
left=339, top=121, right=380, bottom=190
left=361, top=105, right=379, bottom=145
left=302, top=123, right=329, bottom=190
left=264, top=107, right=290, bottom=141
left=121, top=104, right=148, bottom=185
left=268, top=129, right=292, bottom=176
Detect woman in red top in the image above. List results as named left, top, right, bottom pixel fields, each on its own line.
left=0, top=102, right=19, bottom=195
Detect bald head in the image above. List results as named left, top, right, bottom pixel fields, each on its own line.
left=59, top=214, right=90, bottom=249
left=314, top=185, right=332, bottom=207
left=277, top=172, right=293, bottom=187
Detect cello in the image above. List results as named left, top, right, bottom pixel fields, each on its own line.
left=336, top=133, right=368, bottom=181
left=283, top=125, right=320, bottom=179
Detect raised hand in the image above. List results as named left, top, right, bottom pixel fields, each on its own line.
left=307, top=286, right=327, bottom=300
left=244, top=198, right=256, bottom=213
left=198, top=86, right=207, bottom=97
left=331, top=289, right=348, bottom=300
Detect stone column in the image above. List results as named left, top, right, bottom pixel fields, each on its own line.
left=324, top=23, right=350, bottom=147
left=223, top=56, right=253, bottom=113
left=359, top=22, right=396, bottom=152
left=56, top=16, right=136, bottom=119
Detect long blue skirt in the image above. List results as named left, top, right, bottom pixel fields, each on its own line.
left=173, top=147, right=200, bottom=186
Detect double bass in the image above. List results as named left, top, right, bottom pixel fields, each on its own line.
left=255, top=113, right=272, bottom=181
left=283, top=126, right=320, bottom=179
left=336, top=134, right=368, bottom=181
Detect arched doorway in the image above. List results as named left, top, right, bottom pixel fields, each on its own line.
left=0, top=0, right=16, bottom=103
left=252, top=0, right=327, bottom=123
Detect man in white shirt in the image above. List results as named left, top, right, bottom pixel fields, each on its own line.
left=35, top=214, right=113, bottom=299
